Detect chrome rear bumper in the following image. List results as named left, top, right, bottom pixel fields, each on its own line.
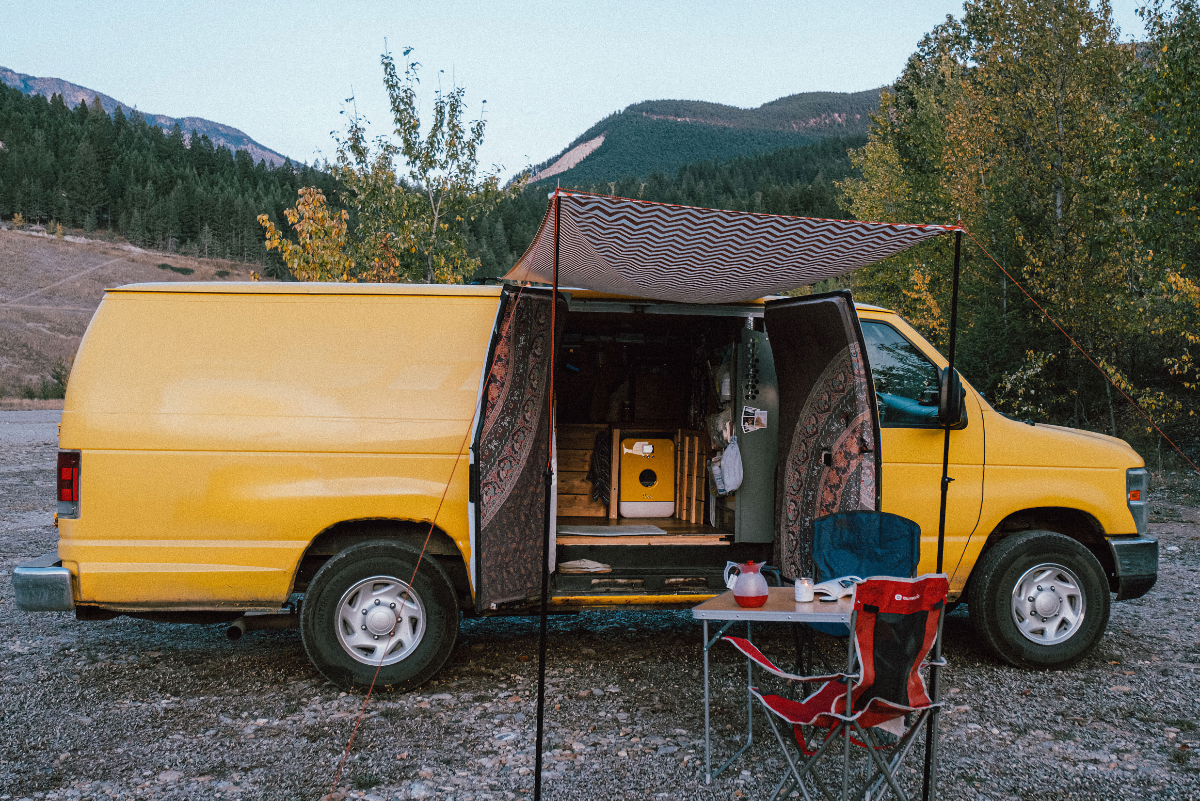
left=12, top=552, right=75, bottom=612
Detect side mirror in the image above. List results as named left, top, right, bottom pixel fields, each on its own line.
left=938, top=367, right=967, bottom=428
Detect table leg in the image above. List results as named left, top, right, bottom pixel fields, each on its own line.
left=713, top=620, right=755, bottom=779
left=703, top=620, right=750, bottom=783
left=704, top=620, right=710, bottom=784
left=842, top=610, right=857, bottom=801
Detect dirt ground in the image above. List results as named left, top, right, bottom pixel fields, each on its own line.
left=2, top=410, right=1199, bottom=801
left=0, top=227, right=255, bottom=391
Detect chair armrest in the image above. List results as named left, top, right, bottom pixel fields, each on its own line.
left=724, top=636, right=856, bottom=683
left=788, top=672, right=856, bottom=684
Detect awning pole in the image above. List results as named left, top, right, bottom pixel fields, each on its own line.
left=922, top=226, right=962, bottom=801
left=533, top=191, right=560, bottom=801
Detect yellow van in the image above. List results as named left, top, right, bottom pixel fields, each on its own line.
left=13, top=281, right=1156, bottom=689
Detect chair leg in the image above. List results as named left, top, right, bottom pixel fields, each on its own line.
left=852, top=728, right=889, bottom=801
left=761, top=711, right=814, bottom=801
left=790, top=623, right=836, bottom=685
left=865, top=711, right=933, bottom=801
left=792, top=724, right=850, bottom=801
left=791, top=623, right=807, bottom=681
left=800, top=736, right=838, bottom=801
left=851, top=720, right=913, bottom=801
left=845, top=714, right=933, bottom=801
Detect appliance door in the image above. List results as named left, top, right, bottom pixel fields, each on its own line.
left=765, top=291, right=882, bottom=580
left=471, top=286, right=562, bottom=611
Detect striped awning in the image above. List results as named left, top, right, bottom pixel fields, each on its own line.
left=504, top=191, right=963, bottom=304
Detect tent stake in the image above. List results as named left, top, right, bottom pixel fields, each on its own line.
left=534, top=191, right=561, bottom=801
left=922, top=227, right=962, bottom=801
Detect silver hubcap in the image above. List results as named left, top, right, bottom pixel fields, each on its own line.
left=335, top=575, right=426, bottom=666
left=1010, top=562, right=1085, bottom=646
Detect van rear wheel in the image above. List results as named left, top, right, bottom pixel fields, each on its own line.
left=968, top=530, right=1110, bottom=668
left=301, top=541, right=459, bottom=691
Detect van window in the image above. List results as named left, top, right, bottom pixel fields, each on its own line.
left=861, top=321, right=940, bottom=427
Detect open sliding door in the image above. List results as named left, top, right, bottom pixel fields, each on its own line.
left=766, top=291, right=882, bottom=580
left=472, top=286, right=561, bottom=611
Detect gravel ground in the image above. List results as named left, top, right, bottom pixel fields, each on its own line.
left=2, top=410, right=1199, bottom=801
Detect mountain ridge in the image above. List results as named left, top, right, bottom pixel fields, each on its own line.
left=626, top=89, right=882, bottom=132
left=0, top=66, right=290, bottom=167
left=530, top=88, right=882, bottom=184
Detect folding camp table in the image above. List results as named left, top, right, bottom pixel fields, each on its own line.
left=692, top=587, right=854, bottom=785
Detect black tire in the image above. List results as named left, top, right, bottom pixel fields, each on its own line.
left=301, top=540, right=459, bottom=691
left=968, top=530, right=1110, bottom=668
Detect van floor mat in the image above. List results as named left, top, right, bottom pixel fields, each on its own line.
left=555, top=524, right=667, bottom=536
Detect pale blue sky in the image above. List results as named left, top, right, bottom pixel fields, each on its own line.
left=1, top=1, right=1148, bottom=179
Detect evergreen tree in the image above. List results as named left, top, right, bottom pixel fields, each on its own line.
left=0, top=81, right=336, bottom=263
left=70, top=138, right=105, bottom=230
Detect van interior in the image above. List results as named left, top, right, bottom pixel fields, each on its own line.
left=551, top=295, right=778, bottom=603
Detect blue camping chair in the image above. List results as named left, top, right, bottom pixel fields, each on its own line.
left=815, top=510, right=921, bottom=581
left=797, top=510, right=922, bottom=663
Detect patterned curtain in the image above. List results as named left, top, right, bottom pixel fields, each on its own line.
left=476, top=287, right=557, bottom=609
left=768, top=292, right=882, bottom=580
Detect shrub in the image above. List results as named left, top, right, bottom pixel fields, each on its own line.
left=157, top=263, right=195, bottom=275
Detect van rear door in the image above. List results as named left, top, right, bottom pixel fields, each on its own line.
left=765, top=291, right=882, bottom=579
left=471, top=287, right=562, bottom=611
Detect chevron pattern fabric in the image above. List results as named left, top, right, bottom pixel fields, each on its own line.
left=505, top=191, right=962, bottom=304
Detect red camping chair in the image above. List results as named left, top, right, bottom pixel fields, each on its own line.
left=725, top=574, right=948, bottom=801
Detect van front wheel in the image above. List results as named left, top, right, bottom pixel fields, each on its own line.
left=968, top=530, right=1110, bottom=669
left=301, top=541, right=459, bottom=691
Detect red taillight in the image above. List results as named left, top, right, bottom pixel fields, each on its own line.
left=57, top=451, right=80, bottom=502
left=1128, top=490, right=1141, bottom=502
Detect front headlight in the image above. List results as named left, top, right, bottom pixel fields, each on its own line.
left=1126, top=467, right=1148, bottom=535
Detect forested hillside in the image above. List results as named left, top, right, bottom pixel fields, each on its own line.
left=0, top=84, right=333, bottom=265
left=626, top=89, right=880, bottom=133
left=529, top=89, right=880, bottom=185
left=468, top=135, right=865, bottom=278
left=0, top=66, right=290, bottom=166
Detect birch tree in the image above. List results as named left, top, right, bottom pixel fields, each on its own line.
left=839, top=0, right=1139, bottom=432
left=333, top=48, right=510, bottom=283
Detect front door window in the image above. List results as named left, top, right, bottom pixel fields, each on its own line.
left=861, top=322, right=940, bottom=427
left=860, top=317, right=985, bottom=581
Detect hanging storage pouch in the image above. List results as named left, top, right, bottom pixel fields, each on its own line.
left=708, top=435, right=744, bottom=496
left=706, top=408, right=732, bottom=450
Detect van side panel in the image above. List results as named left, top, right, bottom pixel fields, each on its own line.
left=858, top=310, right=1143, bottom=595
left=58, top=290, right=500, bottom=610
left=953, top=407, right=1140, bottom=585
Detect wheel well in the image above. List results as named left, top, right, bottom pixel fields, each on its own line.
left=293, top=519, right=472, bottom=609
left=971, top=508, right=1117, bottom=593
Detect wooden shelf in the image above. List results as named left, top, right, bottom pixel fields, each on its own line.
left=555, top=424, right=711, bottom=526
